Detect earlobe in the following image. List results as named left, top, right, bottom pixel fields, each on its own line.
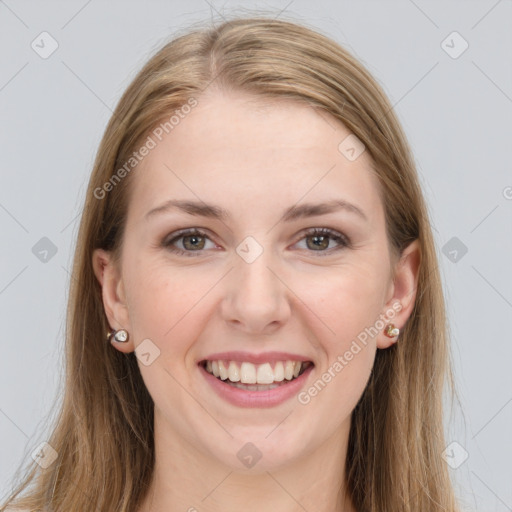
left=92, top=249, right=134, bottom=353
left=377, top=239, right=421, bottom=349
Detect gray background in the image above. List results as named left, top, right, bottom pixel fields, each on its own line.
left=1, top=1, right=511, bottom=510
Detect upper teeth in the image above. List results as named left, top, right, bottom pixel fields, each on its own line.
left=205, top=360, right=309, bottom=384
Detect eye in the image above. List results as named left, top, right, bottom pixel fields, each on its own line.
left=162, top=229, right=218, bottom=256
left=162, top=227, right=351, bottom=257
left=294, top=227, right=351, bottom=255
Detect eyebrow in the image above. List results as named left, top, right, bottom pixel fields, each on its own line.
left=144, top=198, right=368, bottom=223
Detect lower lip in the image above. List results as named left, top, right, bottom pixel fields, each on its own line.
left=199, top=363, right=314, bottom=408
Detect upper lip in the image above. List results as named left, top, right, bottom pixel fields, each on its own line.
left=198, top=351, right=314, bottom=365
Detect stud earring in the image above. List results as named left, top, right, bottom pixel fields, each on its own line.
left=384, top=323, right=400, bottom=339
left=107, top=328, right=129, bottom=343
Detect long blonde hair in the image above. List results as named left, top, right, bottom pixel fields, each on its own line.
left=2, top=16, right=461, bottom=511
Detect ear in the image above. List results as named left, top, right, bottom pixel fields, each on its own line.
left=377, top=239, right=421, bottom=349
left=92, top=248, right=134, bottom=353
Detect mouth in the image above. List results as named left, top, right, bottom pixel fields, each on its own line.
left=198, top=359, right=314, bottom=391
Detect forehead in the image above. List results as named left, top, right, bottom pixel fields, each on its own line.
left=128, top=90, right=383, bottom=227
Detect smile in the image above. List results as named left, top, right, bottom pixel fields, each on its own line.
left=201, top=359, right=312, bottom=385
left=198, top=359, right=315, bottom=408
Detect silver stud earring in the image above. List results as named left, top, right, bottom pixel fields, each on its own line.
left=107, top=328, right=129, bottom=343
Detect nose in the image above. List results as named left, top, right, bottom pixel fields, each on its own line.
left=221, top=247, right=291, bottom=335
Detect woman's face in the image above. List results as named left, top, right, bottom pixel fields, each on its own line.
left=95, top=89, right=417, bottom=472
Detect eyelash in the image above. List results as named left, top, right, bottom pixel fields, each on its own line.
left=162, top=227, right=351, bottom=257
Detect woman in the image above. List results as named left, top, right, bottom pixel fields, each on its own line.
left=2, top=16, right=461, bottom=512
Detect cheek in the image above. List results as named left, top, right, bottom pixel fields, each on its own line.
left=296, top=269, right=382, bottom=424
left=123, top=256, right=208, bottom=352
left=123, top=264, right=216, bottom=413
left=305, top=260, right=389, bottom=347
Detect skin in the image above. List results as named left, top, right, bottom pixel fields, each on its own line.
left=93, top=89, right=420, bottom=512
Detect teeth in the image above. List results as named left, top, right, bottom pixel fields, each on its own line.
left=273, top=361, right=284, bottom=382
left=228, top=361, right=240, bottom=382
left=218, top=361, right=229, bottom=380
left=204, top=360, right=310, bottom=384
left=240, top=362, right=257, bottom=384
left=284, top=361, right=295, bottom=380
left=256, top=363, right=274, bottom=384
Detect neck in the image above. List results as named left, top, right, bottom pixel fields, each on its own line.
left=138, top=409, right=357, bottom=512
